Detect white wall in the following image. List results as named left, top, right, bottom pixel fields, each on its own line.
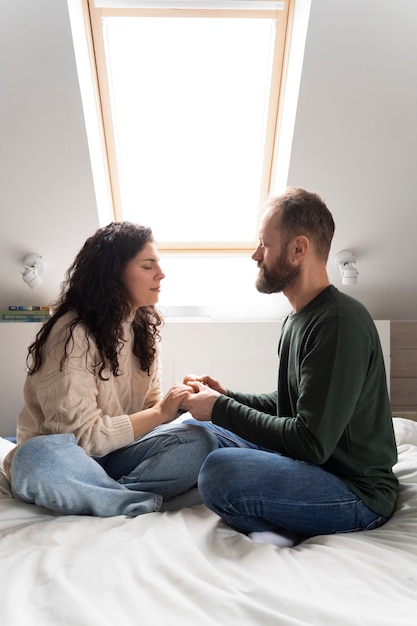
left=0, top=0, right=100, bottom=311
left=287, top=0, right=417, bottom=320
left=0, top=0, right=416, bottom=322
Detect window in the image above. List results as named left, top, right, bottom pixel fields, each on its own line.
left=85, top=0, right=293, bottom=251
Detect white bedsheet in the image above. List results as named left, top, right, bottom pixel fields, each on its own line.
left=1, top=419, right=416, bottom=626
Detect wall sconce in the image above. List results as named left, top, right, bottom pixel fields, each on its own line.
left=21, top=254, right=46, bottom=289
left=334, top=250, right=358, bottom=285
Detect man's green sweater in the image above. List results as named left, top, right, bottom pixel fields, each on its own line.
left=212, top=286, right=399, bottom=518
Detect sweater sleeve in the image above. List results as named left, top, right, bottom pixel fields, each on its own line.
left=212, top=393, right=287, bottom=451
left=142, top=353, right=163, bottom=409
left=224, top=390, right=277, bottom=414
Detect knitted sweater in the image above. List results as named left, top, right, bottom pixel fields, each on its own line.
left=212, top=286, right=399, bottom=518
left=4, top=312, right=162, bottom=479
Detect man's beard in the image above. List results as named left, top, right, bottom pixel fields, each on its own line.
left=256, top=253, right=300, bottom=294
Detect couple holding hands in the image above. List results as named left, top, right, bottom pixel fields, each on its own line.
left=4, top=188, right=398, bottom=546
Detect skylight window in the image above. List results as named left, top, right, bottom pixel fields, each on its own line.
left=86, top=0, right=293, bottom=250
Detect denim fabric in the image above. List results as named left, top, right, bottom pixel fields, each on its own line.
left=185, top=420, right=388, bottom=536
left=10, top=423, right=218, bottom=517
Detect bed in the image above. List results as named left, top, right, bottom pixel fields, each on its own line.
left=1, top=417, right=416, bottom=626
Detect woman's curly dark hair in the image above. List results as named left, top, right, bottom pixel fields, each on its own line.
left=27, top=222, right=163, bottom=379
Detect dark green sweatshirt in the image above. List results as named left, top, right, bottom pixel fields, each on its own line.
left=212, top=286, right=399, bottom=518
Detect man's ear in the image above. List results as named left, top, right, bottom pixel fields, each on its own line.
left=293, top=236, right=309, bottom=259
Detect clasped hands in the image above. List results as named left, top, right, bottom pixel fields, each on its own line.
left=162, top=375, right=226, bottom=422
left=159, top=375, right=227, bottom=423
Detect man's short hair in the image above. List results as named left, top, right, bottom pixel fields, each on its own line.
left=268, top=188, right=335, bottom=261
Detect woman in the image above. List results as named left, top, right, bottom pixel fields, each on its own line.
left=4, top=222, right=217, bottom=517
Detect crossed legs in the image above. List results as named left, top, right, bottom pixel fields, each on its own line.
left=198, top=446, right=387, bottom=536
left=10, top=423, right=218, bottom=517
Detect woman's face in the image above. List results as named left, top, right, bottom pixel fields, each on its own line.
left=122, top=241, right=165, bottom=309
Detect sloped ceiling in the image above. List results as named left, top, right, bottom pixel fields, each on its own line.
left=0, top=0, right=416, bottom=320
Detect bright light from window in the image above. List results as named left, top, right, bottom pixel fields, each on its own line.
left=102, top=15, right=276, bottom=244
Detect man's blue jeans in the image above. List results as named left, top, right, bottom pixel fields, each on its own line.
left=186, top=420, right=388, bottom=537
left=10, top=423, right=218, bottom=517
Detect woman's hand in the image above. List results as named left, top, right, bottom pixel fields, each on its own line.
left=129, top=383, right=193, bottom=438
left=181, top=380, right=220, bottom=422
left=158, top=383, right=194, bottom=423
left=183, top=374, right=227, bottom=395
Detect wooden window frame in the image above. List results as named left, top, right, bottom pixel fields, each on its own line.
left=84, top=0, right=294, bottom=252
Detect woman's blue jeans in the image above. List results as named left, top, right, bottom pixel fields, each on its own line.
left=10, top=423, right=218, bottom=517
left=186, top=421, right=388, bottom=537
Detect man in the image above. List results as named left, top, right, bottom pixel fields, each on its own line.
left=183, top=188, right=399, bottom=546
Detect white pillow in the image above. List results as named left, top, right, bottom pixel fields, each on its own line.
left=0, top=437, right=15, bottom=468
left=0, top=437, right=15, bottom=496
left=393, top=417, right=417, bottom=446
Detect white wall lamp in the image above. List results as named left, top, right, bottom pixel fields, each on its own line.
left=21, top=254, right=46, bottom=290
left=334, top=250, right=358, bottom=285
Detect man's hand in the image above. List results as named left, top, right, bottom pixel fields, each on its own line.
left=183, top=374, right=227, bottom=395
left=181, top=380, right=220, bottom=421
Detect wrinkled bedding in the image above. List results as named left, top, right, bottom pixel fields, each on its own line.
left=0, top=418, right=416, bottom=626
